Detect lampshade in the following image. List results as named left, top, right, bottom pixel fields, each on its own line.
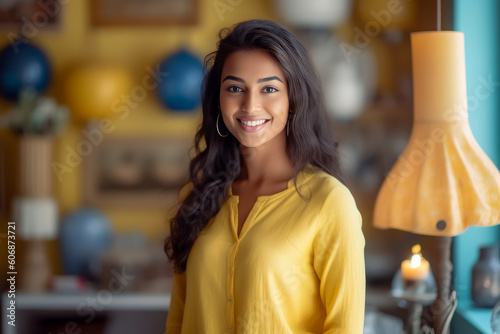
left=374, top=31, right=500, bottom=236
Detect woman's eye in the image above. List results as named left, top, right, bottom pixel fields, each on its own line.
left=227, top=86, right=243, bottom=92
left=263, top=87, right=278, bottom=93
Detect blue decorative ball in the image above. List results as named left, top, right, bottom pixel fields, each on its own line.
left=0, top=40, right=52, bottom=101
left=59, top=208, right=112, bottom=280
left=156, top=49, right=204, bottom=112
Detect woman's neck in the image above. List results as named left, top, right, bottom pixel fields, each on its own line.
left=237, top=132, right=294, bottom=185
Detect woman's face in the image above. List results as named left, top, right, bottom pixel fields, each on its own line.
left=219, top=49, right=289, bottom=149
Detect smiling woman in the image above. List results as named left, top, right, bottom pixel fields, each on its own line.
left=164, top=19, right=366, bottom=334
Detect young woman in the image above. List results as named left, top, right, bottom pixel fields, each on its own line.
left=164, top=19, right=365, bottom=334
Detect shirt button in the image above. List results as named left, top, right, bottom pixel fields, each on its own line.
left=228, top=298, right=232, bottom=302
left=229, top=327, right=233, bottom=332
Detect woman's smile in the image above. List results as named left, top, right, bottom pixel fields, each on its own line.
left=237, top=118, right=271, bottom=132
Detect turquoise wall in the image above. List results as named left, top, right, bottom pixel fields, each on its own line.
left=453, top=0, right=500, bottom=305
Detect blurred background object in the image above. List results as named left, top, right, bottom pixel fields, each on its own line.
left=274, top=0, right=352, bottom=28
left=59, top=208, right=112, bottom=281
left=0, top=39, right=70, bottom=295
left=472, top=245, right=500, bottom=308
left=0, top=40, right=51, bottom=101
left=155, top=49, right=204, bottom=112
left=354, top=0, right=418, bottom=32
left=275, top=0, right=376, bottom=122
left=90, top=0, right=197, bottom=26
left=63, top=64, right=133, bottom=123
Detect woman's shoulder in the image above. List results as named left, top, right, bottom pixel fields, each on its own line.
left=305, top=169, right=363, bottom=232
left=302, top=169, right=352, bottom=201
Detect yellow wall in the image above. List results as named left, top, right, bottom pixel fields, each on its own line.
left=0, top=0, right=275, bottom=277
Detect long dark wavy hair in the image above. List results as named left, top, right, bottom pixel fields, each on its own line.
left=165, top=19, right=342, bottom=273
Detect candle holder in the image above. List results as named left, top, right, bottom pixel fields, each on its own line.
left=392, top=269, right=437, bottom=334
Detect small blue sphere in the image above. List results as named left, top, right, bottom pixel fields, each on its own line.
left=59, top=208, right=112, bottom=280
left=156, top=49, right=204, bottom=112
left=0, top=40, right=52, bottom=101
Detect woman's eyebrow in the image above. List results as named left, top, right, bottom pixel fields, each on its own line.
left=258, top=76, right=283, bottom=83
left=223, top=75, right=245, bottom=83
left=222, top=75, right=283, bottom=83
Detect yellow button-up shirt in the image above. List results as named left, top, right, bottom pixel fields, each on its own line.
left=165, top=169, right=365, bottom=333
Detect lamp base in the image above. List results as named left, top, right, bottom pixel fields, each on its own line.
left=420, top=236, right=458, bottom=334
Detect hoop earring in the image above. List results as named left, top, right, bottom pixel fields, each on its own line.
left=216, top=112, right=229, bottom=138
left=287, top=115, right=292, bottom=136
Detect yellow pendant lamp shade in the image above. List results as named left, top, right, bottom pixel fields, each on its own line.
left=374, top=31, right=500, bottom=236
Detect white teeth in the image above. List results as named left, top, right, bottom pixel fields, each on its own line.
left=240, top=119, right=267, bottom=127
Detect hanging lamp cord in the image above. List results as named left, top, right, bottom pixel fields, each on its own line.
left=437, top=0, right=442, bottom=31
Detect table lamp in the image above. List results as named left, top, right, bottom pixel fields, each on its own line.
left=373, top=21, right=500, bottom=334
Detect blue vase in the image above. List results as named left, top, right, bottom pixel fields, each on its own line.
left=0, top=40, right=51, bottom=101
left=472, top=245, right=500, bottom=308
left=59, top=208, right=112, bottom=281
left=156, top=49, right=204, bottom=112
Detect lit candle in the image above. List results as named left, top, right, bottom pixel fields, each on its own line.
left=401, top=244, right=430, bottom=280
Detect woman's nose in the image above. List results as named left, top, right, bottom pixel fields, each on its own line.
left=241, top=91, right=261, bottom=112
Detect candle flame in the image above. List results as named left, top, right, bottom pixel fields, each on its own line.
left=410, top=253, right=422, bottom=268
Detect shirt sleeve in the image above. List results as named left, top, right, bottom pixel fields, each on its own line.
left=313, top=183, right=366, bottom=334
left=165, top=272, right=187, bottom=334
left=164, top=182, right=193, bottom=333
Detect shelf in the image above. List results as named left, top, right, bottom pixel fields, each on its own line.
left=2, top=291, right=171, bottom=311
left=2, top=291, right=171, bottom=334
left=451, top=301, right=494, bottom=334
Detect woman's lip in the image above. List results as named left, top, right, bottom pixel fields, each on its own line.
left=237, top=119, right=269, bottom=132
left=237, top=118, right=270, bottom=122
